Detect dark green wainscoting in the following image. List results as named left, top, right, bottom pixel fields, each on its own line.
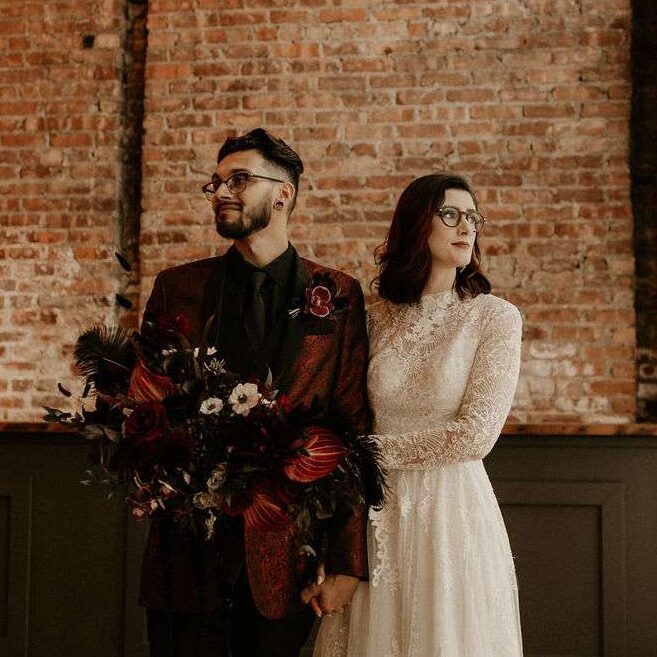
left=0, top=426, right=148, bottom=657
left=3, top=423, right=657, bottom=657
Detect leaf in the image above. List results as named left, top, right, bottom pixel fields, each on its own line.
left=42, top=406, right=71, bottom=422
left=101, top=426, right=122, bottom=443
left=114, top=251, right=132, bottom=272
left=81, top=424, right=105, bottom=441
left=57, top=383, right=72, bottom=397
left=115, top=294, right=133, bottom=310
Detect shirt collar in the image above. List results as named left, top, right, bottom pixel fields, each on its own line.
left=226, top=243, right=295, bottom=288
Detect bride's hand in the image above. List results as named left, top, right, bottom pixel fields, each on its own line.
left=300, top=570, right=358, bottom=617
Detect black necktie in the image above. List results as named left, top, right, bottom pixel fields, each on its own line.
left=245, top=270, right=267, bottom=347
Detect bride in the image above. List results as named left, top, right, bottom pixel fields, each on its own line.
left=309, top=173, right=523, bottom=656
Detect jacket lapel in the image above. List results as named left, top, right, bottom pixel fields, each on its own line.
left=262, top=252, right=310, bottom=393
left=200, top=256, right=226, bottom=342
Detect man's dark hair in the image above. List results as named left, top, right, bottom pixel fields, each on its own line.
left=217, top=128, right=304, bottom=201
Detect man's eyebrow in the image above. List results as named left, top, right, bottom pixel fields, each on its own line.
left=211, top=168, right=249, bottom=182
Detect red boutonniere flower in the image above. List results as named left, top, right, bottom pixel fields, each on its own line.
left=305, top=283, right=334, bottom=318
left=289, top=273, right=346, bottom=321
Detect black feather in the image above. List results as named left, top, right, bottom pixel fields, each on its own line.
left=115, top=294, right=133, bottom=310
left=114, top=251, right=132, bottom=272
left=343, top=432, right=388, bottom=510
left=57, top=382, right=72, bottom=397
left=73, top=325, right=136, bottom=395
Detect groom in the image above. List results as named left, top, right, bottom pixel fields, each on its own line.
left=139, top=128, right=370, bottom=657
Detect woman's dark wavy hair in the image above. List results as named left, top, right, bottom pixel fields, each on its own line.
left=374, top=173, right=491, bottom=304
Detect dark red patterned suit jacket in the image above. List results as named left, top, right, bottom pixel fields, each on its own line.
left=138, top=248, right=370, bottom=619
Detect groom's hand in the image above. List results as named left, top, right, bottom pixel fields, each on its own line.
left=300, top=572, right=359, bottom=617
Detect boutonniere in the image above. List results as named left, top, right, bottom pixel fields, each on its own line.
left=289, top=273, right=347, bottom=321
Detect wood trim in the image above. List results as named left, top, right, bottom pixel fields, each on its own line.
left=0, top=473, right=33, bottom=657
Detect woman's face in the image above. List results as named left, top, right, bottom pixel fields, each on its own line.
left=426, top=187, right=477, bottom=270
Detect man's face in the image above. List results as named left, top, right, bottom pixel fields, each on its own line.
left=211, top=150, right=282, bottom=240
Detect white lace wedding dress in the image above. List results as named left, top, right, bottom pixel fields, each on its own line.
left=313, top=290, right=524, bottom=657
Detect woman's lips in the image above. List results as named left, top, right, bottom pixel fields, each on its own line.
left=451, top=242, right=471, bottom=248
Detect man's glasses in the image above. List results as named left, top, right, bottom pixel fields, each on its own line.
left=202, top=171, right=286, bottom=200
left=434, top=206, right=485, bottom=232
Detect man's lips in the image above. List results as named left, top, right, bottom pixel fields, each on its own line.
left=216, top=203, right=241, bottom=213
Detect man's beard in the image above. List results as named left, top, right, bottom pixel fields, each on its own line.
left=214, top=198, right=271, bottom=239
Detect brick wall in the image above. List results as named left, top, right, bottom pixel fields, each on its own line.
left=0, top=0, right=124, bottom=419
left=1, top=0, right=638, bottom=423
left=141, top=0, right=634, bottom=424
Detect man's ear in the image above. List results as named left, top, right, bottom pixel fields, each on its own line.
left=277, top=181, right=295, bottom=204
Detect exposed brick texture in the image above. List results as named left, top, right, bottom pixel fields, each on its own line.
left=140, top=0, right=634, bottom=424
left=0, top=0, right=643, bottom=424
left=0, top=0, right=125, bottom=419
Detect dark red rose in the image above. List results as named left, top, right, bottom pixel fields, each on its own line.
left=128, top=359, right=176, bottom=403
left=124, top=401, right=169, bottom=446
left=275, top=393, right=293, bottom=414
left=156, top=313, right=192, bottom=339
left=161, top=428, right=194, bottom=466
left=305, top=284, right=334, bottom=318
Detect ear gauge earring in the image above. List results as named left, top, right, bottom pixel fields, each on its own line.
left=274, top=200, right=284, bottom=210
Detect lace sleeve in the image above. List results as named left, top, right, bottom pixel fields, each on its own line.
left=374, top=302, right=522, bottom=469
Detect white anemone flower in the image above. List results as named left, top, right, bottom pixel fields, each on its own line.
left=200, top=397, right=224, bottom=415
left=229, top=382, right=261, bottom=416
left=193, top=346, right=218, bottom=358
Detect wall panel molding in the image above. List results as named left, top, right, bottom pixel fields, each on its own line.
left=494, top=481, right=626, bottom=657
left=0, top=473, right=33, bottom=657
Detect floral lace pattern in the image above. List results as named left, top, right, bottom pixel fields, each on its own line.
left=368, top=291, right=522, bottom=469
left=313, top=292, right=524, bottom=657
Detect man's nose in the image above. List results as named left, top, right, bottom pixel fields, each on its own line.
left=216, top=181, right=233, bottom=199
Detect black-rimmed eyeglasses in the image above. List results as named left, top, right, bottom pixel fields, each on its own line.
left=201, top=171, right=286, bottom=200
left=434, top=206, right=485, bottom=232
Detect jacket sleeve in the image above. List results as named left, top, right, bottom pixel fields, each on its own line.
left=141, top=272, right=168, bottom=327
left=324, top=278, right=372, bottom=580
left=374, top=303, right=522, bottom=470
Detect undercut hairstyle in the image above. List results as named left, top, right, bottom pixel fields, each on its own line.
left=217, top=128, right=304, bottom=205
left=374, top=173, right=491, bottom=304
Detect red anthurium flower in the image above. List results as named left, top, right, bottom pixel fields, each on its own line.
left=128, top=359, right=176, bottom=403
left=283, top=426, right=349, bottom=483
left=243, top=489, right=290, bottom=530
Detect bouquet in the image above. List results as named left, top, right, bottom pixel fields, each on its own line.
left=45, top=311, right=385, bottom=543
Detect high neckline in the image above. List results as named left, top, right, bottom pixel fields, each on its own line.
left=418, top=288, right=458, bottom=311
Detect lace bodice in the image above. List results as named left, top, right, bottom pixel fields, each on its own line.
left=367, top=290, right=522, bottom=470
